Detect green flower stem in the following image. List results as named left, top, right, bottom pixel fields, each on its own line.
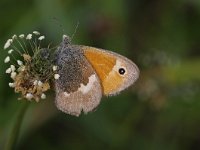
left=5, top=102, right=29, bottom=150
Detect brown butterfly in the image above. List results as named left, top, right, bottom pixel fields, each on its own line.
left=54, top=35, right=139, bottom=116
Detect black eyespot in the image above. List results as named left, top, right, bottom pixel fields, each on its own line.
left=118, top=68, right=126, bottom=75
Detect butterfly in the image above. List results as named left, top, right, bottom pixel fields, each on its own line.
left=54, top=35, right=140, bottom=116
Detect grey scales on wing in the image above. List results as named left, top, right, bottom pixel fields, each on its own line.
left=54, top=35, right=102, bottom=116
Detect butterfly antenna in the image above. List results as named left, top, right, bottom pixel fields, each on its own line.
left=71, top=21, right=79, bottom=41
left=52, top=17, right=65, bottom=36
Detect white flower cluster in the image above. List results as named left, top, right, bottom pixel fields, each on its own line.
left=3, top=31, right=52, bottom=101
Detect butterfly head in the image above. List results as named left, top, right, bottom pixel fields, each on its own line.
left=62, top=34, right=71, bottom=45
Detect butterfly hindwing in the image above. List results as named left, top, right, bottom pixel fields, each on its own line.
left=55, top=41, right=102, bottom=116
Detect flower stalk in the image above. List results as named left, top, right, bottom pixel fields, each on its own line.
left=5, top=102, right=29, bottom=150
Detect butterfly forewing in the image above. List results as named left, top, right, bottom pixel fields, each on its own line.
left=81, top=46, right=139, bottom=96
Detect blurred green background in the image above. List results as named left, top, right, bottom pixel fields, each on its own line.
left=0, top=0, right=200, bottom=150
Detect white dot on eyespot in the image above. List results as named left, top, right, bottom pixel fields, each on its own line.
left=118, top=68, right=126, bottom=75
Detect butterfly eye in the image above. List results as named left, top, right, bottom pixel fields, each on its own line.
left=118, top=67, right=126, bottom=75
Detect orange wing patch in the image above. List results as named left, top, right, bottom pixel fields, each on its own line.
left=82, top=46, right=124, bottom=95
left=102, top=70, right=123, bottom=95
left=83, top=47, right=116, bottom=81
